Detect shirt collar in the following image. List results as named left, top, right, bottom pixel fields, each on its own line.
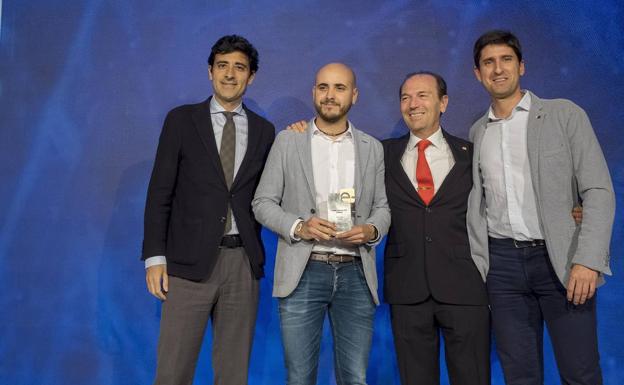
left=407, top=126, right=444, bottom=150
left=487, top=90, right=531, bottom=121
left=312, top=119, right=354, bottom=140
left=210, top=97, right=245, bottom=116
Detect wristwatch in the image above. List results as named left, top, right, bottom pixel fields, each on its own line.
left=294, top=220, right=305, bottom=237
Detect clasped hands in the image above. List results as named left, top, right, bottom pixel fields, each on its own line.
left=295, top=216, right=376, bottom=245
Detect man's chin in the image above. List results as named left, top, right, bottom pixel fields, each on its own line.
left=318, top=113, right=345, bottom=123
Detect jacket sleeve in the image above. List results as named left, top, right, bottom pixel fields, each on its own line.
left=364, top=140, right=391, bottom=245
left=565, top=102, right=615, bottom=274
left=142, top=111, right=181, bottom=259
left=252, top=132, right=301, bottom=245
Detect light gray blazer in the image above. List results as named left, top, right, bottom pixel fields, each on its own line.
left=467, top=91, right=615, bottom=286
left=252, top=121, right=391, bottom=304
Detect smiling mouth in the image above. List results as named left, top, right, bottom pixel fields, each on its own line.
left=408, top=111, right=425, bottom=117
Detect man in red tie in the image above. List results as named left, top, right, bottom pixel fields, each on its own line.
left=382, top=71, right=490, bottom=385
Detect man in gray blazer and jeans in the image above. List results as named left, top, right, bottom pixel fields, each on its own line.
left=253, top=63, right=390, bottom=385
left=467, top=30, right=615, bottom=384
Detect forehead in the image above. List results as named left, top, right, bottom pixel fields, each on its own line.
left=401, top=74, right=437, bottom=94
left=479, top=44, right=519, bottom=60
left=213, top=51, right=250, bottom=65
left=315, top=66, right=354, bottom=86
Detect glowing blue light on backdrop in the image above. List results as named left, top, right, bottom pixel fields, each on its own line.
left=1, top=1, right=622, bottom=384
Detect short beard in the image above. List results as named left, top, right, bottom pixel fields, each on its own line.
left=315, top=102, right=351, bottom=123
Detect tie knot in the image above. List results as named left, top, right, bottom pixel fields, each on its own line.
left=417, top=139, right=431, bottom=151
left=222, top=111, right=236, bottom=121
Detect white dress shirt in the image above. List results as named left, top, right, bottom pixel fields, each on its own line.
left=479, top=91, right=544, bottom=241
left=400, top=127, right=455, bottom=194
left=309, top=121, right=358, bottom=255
left=145, top=98, right=249, bottom=268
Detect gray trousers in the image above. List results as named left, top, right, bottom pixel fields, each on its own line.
left=153, top=247, right=259, bottom=385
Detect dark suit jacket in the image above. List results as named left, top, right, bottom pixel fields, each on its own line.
left=382, top=130, right=487, bottom=305
left=142, top=97, right=275, bottom=281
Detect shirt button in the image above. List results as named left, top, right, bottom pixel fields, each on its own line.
left=310, top=208, right=316, bottom=214
left=425, top=236, right=432, bottom=242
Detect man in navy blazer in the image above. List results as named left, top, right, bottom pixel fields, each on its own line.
left=467, top=30, right=615, bottom=384
left=142, top=35, right=275, bottom=385
left=383, top=71, right=490, bottom=385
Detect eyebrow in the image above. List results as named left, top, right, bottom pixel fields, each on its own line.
left=316, top=82, right=348, bottom=87
left=215, top=60, right=248, bottom=67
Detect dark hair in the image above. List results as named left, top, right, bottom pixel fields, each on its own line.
left=399, top=71, right=447, bottom=100
left=473, top=30, right=522, bottom=68
left=208, top=35, right=259, bottom=73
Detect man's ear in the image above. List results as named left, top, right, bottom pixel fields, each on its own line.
left=351, top=87, right=359, bottom=105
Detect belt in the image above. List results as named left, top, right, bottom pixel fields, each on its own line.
left=220, top=234, right=243, bottom=248
left=309, top=252, right=359, bottom=263
left=489, top=237, right=546, bottom=248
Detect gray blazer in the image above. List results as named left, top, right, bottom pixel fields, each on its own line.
left=467, top=91, right=615, bottom=286
left=252, top=121, right=391, bottom=304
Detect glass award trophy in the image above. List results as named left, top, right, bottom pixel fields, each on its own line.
left=327, top=188, right=356, bottom=233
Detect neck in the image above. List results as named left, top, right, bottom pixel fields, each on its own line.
left=491, top=90, right=523, bottom=119
left=412, top=125, right=439, bottom=140
left=315, top=117, right=349, bottom=136
left=213, top=95, right=241, bottom=112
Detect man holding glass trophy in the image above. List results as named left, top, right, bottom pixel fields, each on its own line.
left=252, top=62, right=390, bottom=385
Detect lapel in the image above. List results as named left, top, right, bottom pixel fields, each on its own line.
left=525, top=91, right=545, bottom=191
left=471, top=112, right=489, bottom=177
left=192, top=98, right=226, bottom=185
left=387, top=133, right=423, bottom=205
left=296, top=121, right=317, bottom=202
left=351, top=124, right=371, bottom=207
left=429, top=129, right=470, bottom=205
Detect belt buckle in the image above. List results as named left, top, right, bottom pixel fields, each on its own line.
left=513, top=239, right=540, bottom=248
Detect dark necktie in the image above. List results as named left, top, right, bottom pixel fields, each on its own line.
left=416, top=139, right=434, bottom=205
left=220, top=111, right=236, bottom=233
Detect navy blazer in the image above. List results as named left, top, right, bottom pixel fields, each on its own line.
left=383, top=130, right=487, bottom=305
left=142, top=97, right=275, bottom=280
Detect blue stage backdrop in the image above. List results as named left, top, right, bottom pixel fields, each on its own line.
left=1, top=1, right=623, bottom=384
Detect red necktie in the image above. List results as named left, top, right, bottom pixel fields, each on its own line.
left=416, top=139, right=434, bottom=205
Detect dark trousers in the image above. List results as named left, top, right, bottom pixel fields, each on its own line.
left=153, top=247, right=259, bottom=385
left=390, top=297, right=490, bottom=385
left=487, top=238, right=602, bottom=385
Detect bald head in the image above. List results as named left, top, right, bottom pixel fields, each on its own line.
left=313, top=62, right=358, bottom=128
left=315, top=62, right=357, bottom=88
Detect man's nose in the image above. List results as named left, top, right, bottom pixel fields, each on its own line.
left=493, top=60, right=503, bottom=74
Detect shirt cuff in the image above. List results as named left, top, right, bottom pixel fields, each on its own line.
left=290, top=219, right=304, bottom=241
left=366, top=223, right=381, bottom=246
left=145, top=255, right=166, bottom=269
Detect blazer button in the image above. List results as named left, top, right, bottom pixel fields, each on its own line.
left=425, top=236, right=432, bottom=242
left=310, top=208, right=316, bottom=214
left=425, top=207, right=432, bottom=213
left=220, top=216, right=226, bottom=223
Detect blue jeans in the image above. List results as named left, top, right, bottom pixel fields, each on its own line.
left=279, top=259, right=376, bottom=385
left=487, top=238, right=601, bottom=385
